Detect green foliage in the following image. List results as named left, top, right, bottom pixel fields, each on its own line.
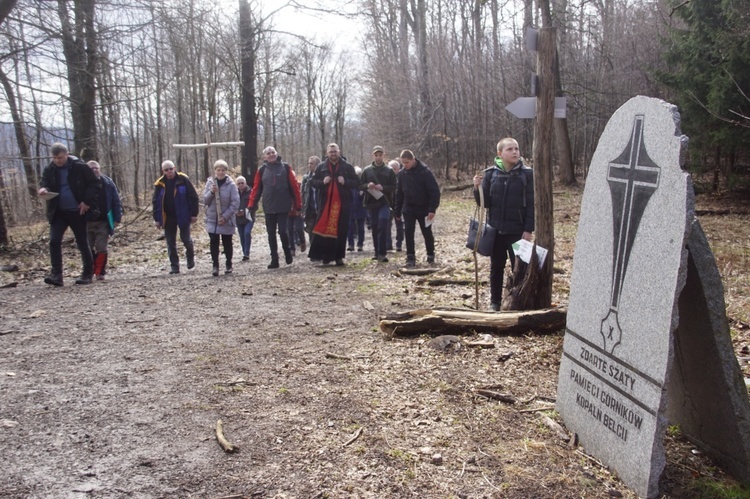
left=686, top=477, right=750, bottom=498
left=657, top=0, right=750, bottom=159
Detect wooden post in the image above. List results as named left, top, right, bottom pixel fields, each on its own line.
left=532, top=27, right=556, bottom=308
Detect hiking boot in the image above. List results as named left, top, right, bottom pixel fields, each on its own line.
left=490, top=302, right=500, bottom=312
left=268, top=260, right=280, bottom=269
left=212, top=265, right=219, bottom=277
left=378, top=255, right=389, bottom=263
left=225, top=264, right=233, bottom=275
left=347, top=246, right=354, bottom=252
left=169, top=266, right=180, bottom=274
left=427, top=254, right=435, bottom=264
left=406, top=255, right=416, bottom=268
left=75, top=275, right=93, bottom=285
left=396, top=246, right=402, bottom=252
left=335, top=259, right=345, bottom=266
left=357, top=246, right=363, bottom=252
left=242, top=255, right=250, bottom=261
left=44, top=273, right=64, bottom=287
left=286, top=253, right=293, bottom=264
left=300, top=241, right=306, bottom=252
left=371, top=256, right=378, bottom=261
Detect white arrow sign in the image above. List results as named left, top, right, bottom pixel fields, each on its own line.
left=506, top=97, right=567, bottom=119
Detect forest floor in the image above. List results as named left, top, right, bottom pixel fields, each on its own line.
left=0, top=179, right=749, bottom=498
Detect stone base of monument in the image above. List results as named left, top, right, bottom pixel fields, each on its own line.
left=666, top=220, right=750, bottom=486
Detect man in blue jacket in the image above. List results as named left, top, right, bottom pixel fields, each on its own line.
left=38, top=143, right=101, bottom=286
left=153, top=160, right=199, bottom=274
left=86, top=161, right=123, bottom=280
left=394, top=149, right=441, bottom=267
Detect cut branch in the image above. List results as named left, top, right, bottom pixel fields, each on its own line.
left=342, top=427, right=363, bottom=447
left=215, top=419, right=236, bottom=453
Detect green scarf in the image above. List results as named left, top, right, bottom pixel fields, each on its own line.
left=494, top=157, right=506, bottom=172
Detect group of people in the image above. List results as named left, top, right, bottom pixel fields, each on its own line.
left=39, top=137, right=534, bottom=310
left=38, top=143, right=123, bottom=286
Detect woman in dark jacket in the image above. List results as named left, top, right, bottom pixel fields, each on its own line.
left=473, top=137, right=534, bottom=311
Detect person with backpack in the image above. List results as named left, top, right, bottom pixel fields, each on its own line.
left=247, top=146, right=302, bottom=269
left=472, top=137, right=535, bottom=311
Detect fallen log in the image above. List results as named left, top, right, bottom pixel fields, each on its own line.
left=397, top=268, right=443, bottom=276
left=442, top=183, right=474, bottom=192
left=380, top=307, right=566, bottom=337
left=415, top=278, right=486, bottom=286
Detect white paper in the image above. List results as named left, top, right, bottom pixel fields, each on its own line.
left=424, top=215, right=434, bottom=227
left=512, top=239, right=547, bottom=268
left=367, top=187, right=384, bottom=200
left=39, top=192, right=59, bottom=201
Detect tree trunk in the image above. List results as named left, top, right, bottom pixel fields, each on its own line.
left=240, top=0, right=258, bottom=184
left=57, top=0, right=98, bottom=161
left=531, top=26, right=556, bottom=309
left=0, top=65, right=38, bottom=203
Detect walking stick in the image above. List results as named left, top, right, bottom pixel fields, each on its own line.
left=472, top=181, right=485, bottom=310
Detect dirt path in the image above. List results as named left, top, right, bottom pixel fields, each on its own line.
left=1, top=189, right=746, bottom=498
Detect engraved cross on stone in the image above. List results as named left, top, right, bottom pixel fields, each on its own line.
left=600, top=114, right=661, bottom=353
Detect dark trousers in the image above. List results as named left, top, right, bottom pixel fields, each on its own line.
left=490, top=233, right=521, bottom=305
left=369, top=205, right=391, bottom=256
left=49, top=209, right=93, bottom=276
left=387, top=215, right=404, bottom=250
left=347, top=217, right=366, bottom=249
left=209, top=233, right=233, bottom=267
left=403, top=213, right=434, bottom=259
left=164, top=218, right=194, bottom=269
left=287, top=215, right=306, bottom=247
left=265, top=212, right=291, bottom=262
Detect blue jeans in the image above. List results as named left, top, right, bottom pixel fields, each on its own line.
left=237, top=218, right=254, bottom=257
left=49, top=209, right=92, bottom=275
left=368, top=205, right=391, bottom=257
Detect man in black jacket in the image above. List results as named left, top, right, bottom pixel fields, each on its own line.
left=38, top=143, right=101, bottom=286
left=394, top=149, right=440, bottom=267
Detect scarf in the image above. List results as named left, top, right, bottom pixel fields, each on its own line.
left=313, top=162, right=342, bottom=238
left=494, top=157, right=506, bottom=171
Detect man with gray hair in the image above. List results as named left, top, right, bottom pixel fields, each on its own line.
left=86, top=161, right=123, bottom=280
left=38, top=143, right=101, bottom=286
left=247, top=146, right=302, bottom=269
left=152, top=160, right=199, bottom=274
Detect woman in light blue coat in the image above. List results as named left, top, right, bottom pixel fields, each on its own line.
left=203, top=160, right=240, bottom=276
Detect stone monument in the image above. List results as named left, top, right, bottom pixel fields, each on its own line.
left=556, top=95, right=750, bottom=497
